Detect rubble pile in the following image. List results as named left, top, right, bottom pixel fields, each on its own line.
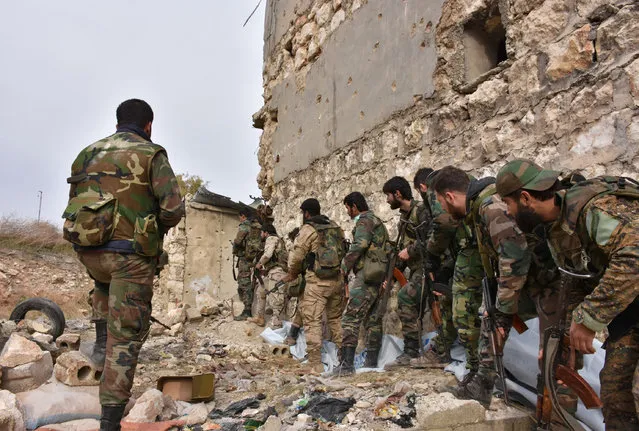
left=0, top=300, right=532, bottom=431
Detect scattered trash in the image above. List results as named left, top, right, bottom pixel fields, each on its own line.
left=301, top=393, right=355, bottom=423
left=208, top=396, right=262, bottom=419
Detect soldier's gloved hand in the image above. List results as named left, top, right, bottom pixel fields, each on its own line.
left=494, top=310, right=514, bottom=338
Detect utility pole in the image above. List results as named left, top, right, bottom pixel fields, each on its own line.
left=37, top=191, right=43, bottom=223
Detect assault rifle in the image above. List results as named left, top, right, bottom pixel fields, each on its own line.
left=481, top=276, right=530, bottom=405
left=536, top=327, right=602, bottom=430
left=377, top=218, right=409, bottom=318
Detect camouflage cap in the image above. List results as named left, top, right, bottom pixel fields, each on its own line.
left=495, top=159, right=560, bottom=197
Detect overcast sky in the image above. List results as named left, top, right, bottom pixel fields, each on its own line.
left=0, top=1, right=265, bottom=225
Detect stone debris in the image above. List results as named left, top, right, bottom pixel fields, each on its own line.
left=34, top=418, right=99, bottom=431
left=0, top=333, right=44, bottom=368
left=0, top=389, right=27, bottom=431
left=125, top=389, right=176, bottom=423
left=1, top=350, right=53, bottom=393
left=54, top=351, right=101, bottom=386
left=55, top=333, right=81, bottom=351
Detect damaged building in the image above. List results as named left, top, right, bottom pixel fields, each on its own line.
left=253, top=0, right=639, bottom=235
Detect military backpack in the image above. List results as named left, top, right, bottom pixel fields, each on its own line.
left=243, top=220, right=263, bottom=261
left=308, top=220, right=346, bottom=279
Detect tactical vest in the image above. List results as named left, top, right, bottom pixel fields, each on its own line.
left=243, top=220, right=263, bottom=261
left=307, top=220, right=346, bottom=279
left=353, top=212, right=388, bottom=273
left=548, top=176, right=639, bottom=341
left=548, top=176, right=639, bottom=276
left=263, top=236, right=289, bottom=273
left=401, top=200, right=430, bottom=269
left=62, top=132, right=165, bottom=256
left=466, top=182, right=499, bottom=276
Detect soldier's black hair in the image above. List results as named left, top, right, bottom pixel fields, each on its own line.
left=343, top=192, right=369, bottom=212
left=288, top=227, right=300, bottom=241
left=382, top=176, right=413, bottom=200
left=261, top=223, right=277, bottom=235
left=116, top=99, right=154, bottom=128
left=432, top=166, right=470, bottom=195
left=413, top=168, right=434, bottom=189
left=239, top=207, right=253, bottom=218
left=300, top=198, right=321, bottom=216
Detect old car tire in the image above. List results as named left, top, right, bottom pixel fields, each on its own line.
left=9, top=298, right=66, bottom=340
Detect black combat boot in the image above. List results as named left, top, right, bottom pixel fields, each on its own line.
left=363, top=349, right=379, bottom=368
left=90, top=319, right=107, bottom=370
left=100, top=404, right=125, bottom=431
left=384, top=338, right=419, bottom=370
left=284, top=325, right=301, bottom=346
left=450, top=372, right=494, bottom=407
left=332, top=346, right=356, bottom=377
left=234, top=307, right=252, bottom=321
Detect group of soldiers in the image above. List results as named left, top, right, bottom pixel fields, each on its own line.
left=232, top=162, right=639, bottom=430
left=63, top=98, right=638, bottom=431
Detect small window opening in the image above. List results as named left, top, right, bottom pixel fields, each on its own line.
left=463, top=8, right=507, bottom=83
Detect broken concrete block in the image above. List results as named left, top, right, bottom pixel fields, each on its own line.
left=195, top=292, right=216, bottom=316
left=0, top=389, right=26, bottom=431
left=124, top=389, right=165, bottom=423
left=185, top=306, right=203, bottom=322
left=165, top=306, right=186, bottom=327
left=54, top=351, right=101, bottom=386
left=1, top=351, right=53, bottom=393
left=55, top=333, right=81, bottom=351
left=415, top=392, right=485, bottom=429
left=0, top=334, right=44, bottom=368
left=31, top=333, right=54, bottom=346
left=25, top=320, right=51, bottom=335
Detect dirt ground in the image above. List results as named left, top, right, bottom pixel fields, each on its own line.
left=0, top=248, right=93, bottom=319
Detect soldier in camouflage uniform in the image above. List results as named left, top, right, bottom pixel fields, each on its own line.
left=232, top=207, right=262, bottom=320
left=412, top=168, right=458, bottom=368
left=332, top=192, right=389, bottom=375
left=381, top=176, right=432, bottom=369
left=496, top=159, right=639, bottom=429
left=63, top=99, right=184, bottom=431
left=249, top=223, right=290, bottom=328
left=432, top=166, right=530, bottom=406
left=282, top=199, right=345, bottom=372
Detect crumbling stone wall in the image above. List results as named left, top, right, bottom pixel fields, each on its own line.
left=255, top=0, right=639, bottom=236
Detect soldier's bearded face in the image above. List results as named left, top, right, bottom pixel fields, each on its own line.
left=386, top=193, right=401, bottom=210
left=514, top=202, right=545, bottom=234
left=437, top=192, right=465, bottom=220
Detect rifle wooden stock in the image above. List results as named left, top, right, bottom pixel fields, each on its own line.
left=430, top=298, right=443, bottom=326
left=555, top=364, right=603, bottom=409
left=393, top=267, right=408, bottom=287
left=512, top=314, right=528, bottom=334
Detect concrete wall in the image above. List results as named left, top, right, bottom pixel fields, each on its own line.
left=255, top=0, right=639, bottom=236
left=157, top=202, right=240, bottom=312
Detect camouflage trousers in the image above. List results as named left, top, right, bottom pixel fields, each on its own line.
left=452, top=247, right=483, bottom=371
left=341, top=272, right=383, bottom=351
left=237, top=257, right=254, bottom=311
left=601, top=328, right=639, bottom=430
left=253, top=267, right=294, bottom=326
left=434, top=293, right=456, bottom=356
left=397, top=266, right=426, bottom=355
left=78, top=251, right=155, bottom=406
left=300, top=274, right=344, bottom=364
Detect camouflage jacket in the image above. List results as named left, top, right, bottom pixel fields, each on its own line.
left=398, top=200, right=431, bottom=270
left=341, top=211, right=389, bottom=274
left=548, top=178, right=639, bottom=333
left=233, top=219, right=262, bottom=259
left=466, top=181, right=530, bottom=314
left=421, top=189, right=459, bottom=259
left=65, top=131, right=183, bottom=255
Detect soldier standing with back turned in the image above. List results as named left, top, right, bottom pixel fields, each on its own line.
left=232, top=207, right=262, bottom=320
left=62, top=99, right=184, bottom=430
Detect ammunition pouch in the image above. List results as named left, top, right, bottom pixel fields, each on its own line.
left=62, top=194, right=118, bottom=247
